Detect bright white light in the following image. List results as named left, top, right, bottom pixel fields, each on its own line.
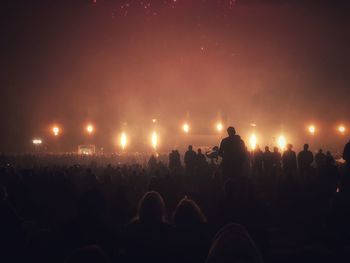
left=308, top=125, right=316, bottom=135
left=120, top=132, right=127, bottom=150
left=152, top=119, right=157, bottom=123
left=277, top=135, right=287, bottom=151
left=182, top=123, right=190, bottom=133
left=32, top=139, right=42, bottom=145
left=86, top=124, right=94, bottom=134
left=151, top=131, right=158, bottom=150
left=338, top=125, right=346, bottom=134
left=216, top=122, right=223, bottom=132
left=249, top=134, right=257, bottom=150
left=52, top=126, right=60, bottom=136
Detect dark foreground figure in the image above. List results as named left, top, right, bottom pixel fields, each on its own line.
left=0, top=139, right=350, bottom=263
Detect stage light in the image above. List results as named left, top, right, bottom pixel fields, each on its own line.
left=308, top=125, right=316, bottom=135
left=182, top=123, right=190, bottom=133
left=152, top=118, right=157, bottom=123
left=151, top=131, right=158, bottom=150
left=277, top=135, right=287, bottom=151
left=120, top=132, right=127, bottom=150
left=52, top=126, right=60, bottom=136
left=249, top=134, right=257, bottom=151
left=32, top=139, right=42, bottom=145
left=338, top=125, right=346, bottom=134
left=216, top=122, right=223, bottom=132
left=86, top=124, right=94, bottom=134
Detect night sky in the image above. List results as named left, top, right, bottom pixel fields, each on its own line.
left=1, top=0, right=350, bottom=152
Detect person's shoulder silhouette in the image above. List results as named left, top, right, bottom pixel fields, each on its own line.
left=218, top=127, right=245, bottom=159
left=343, top=140, right=350, bottom=163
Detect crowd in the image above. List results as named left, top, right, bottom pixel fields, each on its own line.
left=0, top=127, right=350, bottom=263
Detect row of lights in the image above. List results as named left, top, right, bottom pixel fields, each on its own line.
left=32, top=130, right=155, bottom=151
left=247, top=124, right=347, bottom=152
left=32, top=122, right=347, bottom=151
left=46, top=123, right=348, bottom=138
left=307, top=125, right=346, bottom=135
left=49, top=121, right=225, bottom=137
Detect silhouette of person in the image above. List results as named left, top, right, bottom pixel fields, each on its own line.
left=297, top=144, right=314, bottom=175
left=263, top=146, right=273, bottom=175
left=315, top=149, right=326, bottom=168
left=206, top=224, right=263, bottom=263
left=343, top=140, right=350, bottom=166
left=340, top=142, right=350, bottom=191
left=326, top=151, right=335, bottom=164
left=252, top=145, right=264, bottom=177
left=196, top=148, right=207, bottom=167
left=272, top=147, right=282, bottom=171
left=174, top=150, right=181, bottom=168
left=173, top=197, right=213, bottom=263
left=148, top=155, right=158, bottom=170
left=218, top=126, right=246, bottom=179
left=282, top=144, right=297, bottom=174
left=318, top=153, right=340, bottom=200
left=169, top=150, right=181, bottom=171
left=125, top=191, right=174, bottom=263
left=184, top=145, right=197, bottom=175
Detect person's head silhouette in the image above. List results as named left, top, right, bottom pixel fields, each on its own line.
left=227, top=126, right=236, bottom=137
left=265, top=146, right=269, bottom=152
left=137, top=191, right=166, bottom=224
left=287, top=144, right=293, bottom=151
left=173, top=197, right=207, bottom=227
left=188, top=145, right=193, bottom=151
left=273, top=146, right=279, bottom=153
left=304, top=144, right=309, bottom=151
left=198, top=148, right=202, bottom=154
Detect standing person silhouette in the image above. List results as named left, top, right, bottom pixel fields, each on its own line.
left=343, top=140, right=350, bottom=167
left=341, top=141, right=350, bottom=192
left=297, top=144, right=314, bottom=175
left=218, top=127, right=246, bottom=179
left=282, top=144, right=297, bottom=174
left=184, top=145, right=197, bottom=176
left=315, top=149, right=326, bottom=168
left=343, top=141, right=350, bottom=173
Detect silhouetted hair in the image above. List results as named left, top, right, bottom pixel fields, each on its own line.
left=206, top=224, right=263, bottom=263
left=137, top=191, right=166, bottom=223
left=227, top=127, right=236, bottom=136
left=173, top=197, right=207, bottom=227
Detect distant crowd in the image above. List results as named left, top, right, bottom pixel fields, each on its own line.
left=0, top=127, right=350, bottom=263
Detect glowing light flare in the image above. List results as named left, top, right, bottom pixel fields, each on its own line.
left=277, top=135, right=287, bottom=151
left=249, top=134, right=257, bottom=151
left=32, top=139, right=42, bottom=145
left=182, top=123, right=190, bottom=133
left=120, top=132, right=127, bottom=150
left=52, top=126, right=60, bottom=136
left=338, top=125, right=346, bottom=134
left=216, top=122, right=223, bottom=132
left=151, top=131, right=158, bottom=150
left=308, top=125, right=316, bottom=135
left=86, top=124, right=94, bottom=134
